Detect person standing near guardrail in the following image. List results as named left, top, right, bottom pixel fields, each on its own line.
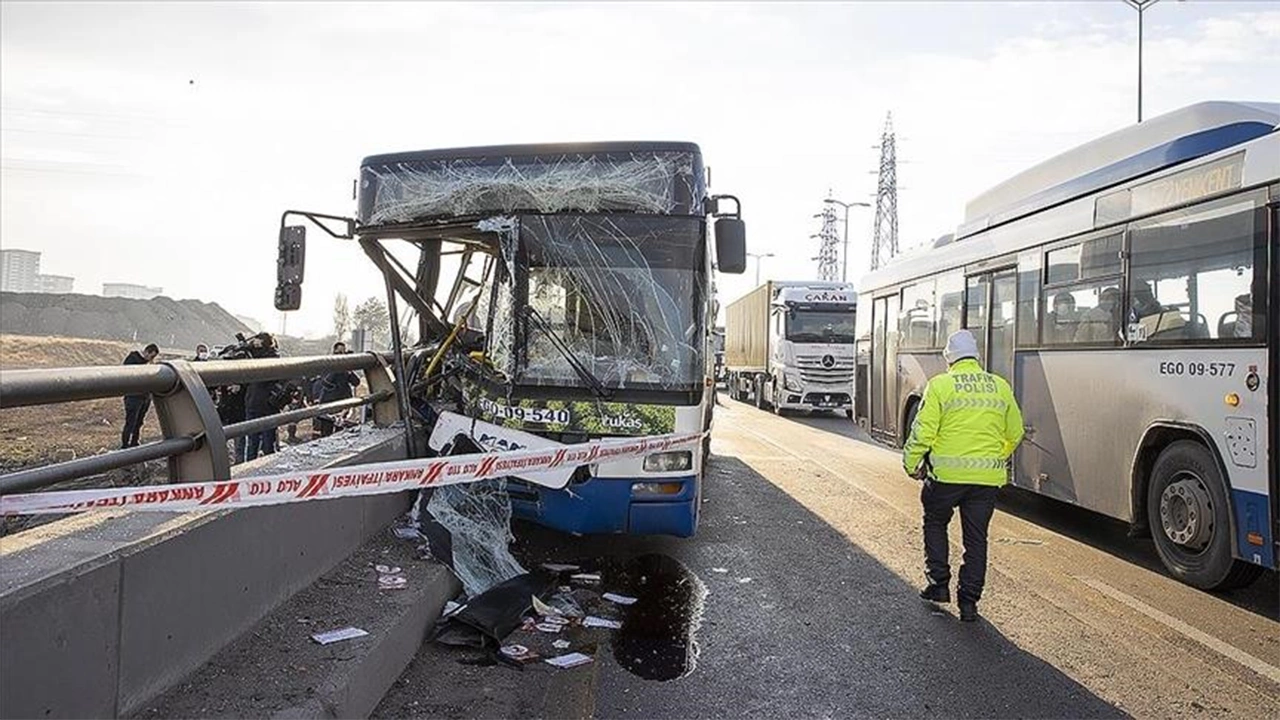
left=121, top=343, right=160, bottom=448
left=244, top=333, right=292, bottom=461
left=313, top=341, right=361, bottom=437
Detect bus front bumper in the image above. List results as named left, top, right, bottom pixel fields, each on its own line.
left=507, top=474, right=699, bottom=538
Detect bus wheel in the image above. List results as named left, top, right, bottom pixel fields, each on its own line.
left=1147, top=441, right=1263, bottom=590
left=902, top=400, right=920, bottom=445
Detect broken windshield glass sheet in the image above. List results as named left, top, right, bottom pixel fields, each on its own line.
left=488, top=215, right=705, bottom=392
left=423, top=480, right=526, bottom=598
left=360, top=150, right=699, bottom=225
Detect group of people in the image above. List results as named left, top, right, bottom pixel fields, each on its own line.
left=119, top=338, right=363, bottom=464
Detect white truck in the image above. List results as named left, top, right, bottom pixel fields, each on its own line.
left=723, top=280, right=858, bottom=416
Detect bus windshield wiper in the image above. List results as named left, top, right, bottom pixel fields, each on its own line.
left=524, top=305, right=614, bottom=400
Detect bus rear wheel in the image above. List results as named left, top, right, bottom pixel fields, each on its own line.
left=1147, top=441, right=1262, bottom=590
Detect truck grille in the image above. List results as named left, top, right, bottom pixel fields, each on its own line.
left=795, top=354, right=854, bottom=385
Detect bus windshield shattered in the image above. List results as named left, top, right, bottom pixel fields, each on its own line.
left=497, top=214, right=705, bottom=393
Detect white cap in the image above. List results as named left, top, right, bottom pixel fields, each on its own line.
left=943, top=330, right=979, bottom=365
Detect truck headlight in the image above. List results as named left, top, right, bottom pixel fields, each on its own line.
left=643, top=451, right=692, bottom=472
left=784, top=374, right=803, bottom=392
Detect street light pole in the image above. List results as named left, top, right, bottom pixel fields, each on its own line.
left=823, top=198, right=871, bottom=283
left=1123, top=0, right=1164, bottom=123
left=747, top=252, right=774, bottom=286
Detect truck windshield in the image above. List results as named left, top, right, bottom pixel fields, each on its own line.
left=787, top=310, right=856, bottom=343
left=504, top=214, right=704, bottom=391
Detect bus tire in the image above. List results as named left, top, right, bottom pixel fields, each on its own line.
left=1147, top=441, right=1262, bottom=590
left=902, top=399, right=921, bottom=446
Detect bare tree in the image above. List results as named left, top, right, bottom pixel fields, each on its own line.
left=332, top=293, right=351, bottom=343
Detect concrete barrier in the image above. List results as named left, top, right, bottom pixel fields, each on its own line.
left=0, top=427, right=422, bottom=719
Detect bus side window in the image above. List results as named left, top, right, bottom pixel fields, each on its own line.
left=1017, top=250, right=1041, bottom=347
left=900, top=279, right=936, bottom=349
left=936, top=271, right=964, bottom=343
left=1127, top=195, right=1266, bottom=343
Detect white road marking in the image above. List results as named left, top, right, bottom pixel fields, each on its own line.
left=1076, top=575, right=1280, bottom=686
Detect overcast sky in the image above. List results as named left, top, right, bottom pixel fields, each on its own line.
left=2, top=1, right=1277, bottom=339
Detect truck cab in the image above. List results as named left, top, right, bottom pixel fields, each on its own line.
left=767, top=285, right=858, bottom=414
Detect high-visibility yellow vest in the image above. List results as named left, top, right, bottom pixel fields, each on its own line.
left=902, top=358, right=1025, bottom=486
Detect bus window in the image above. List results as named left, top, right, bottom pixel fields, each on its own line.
left=936, top=271, right=964, bottom=342
left=965, top=274, right=989, bottom=336
left=1127, top=195, right=1267, bottom=344
left=1040, top=282, right=1122, bottom=345
left=900, top=279, right=936, bottom=349
left=1046, top=234, right=1122, bottom=285
left=1017, top=250, right=1041, bottom=347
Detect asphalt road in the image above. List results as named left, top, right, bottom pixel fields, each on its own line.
left=375, top=395, right=1280, bottom=719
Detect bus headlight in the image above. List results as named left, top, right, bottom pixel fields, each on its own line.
left=643, top=451, right=692, bottom=472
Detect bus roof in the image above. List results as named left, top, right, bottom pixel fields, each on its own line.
left=959, top=101, right=1279, bottom=239
left=361, top=141, right=702, bottom=167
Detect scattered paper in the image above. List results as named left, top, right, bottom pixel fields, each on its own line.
left=541, top=615, right=571, bottom=626
left=379, top=575, right=408, bottom=590
left=393, top=527, right=421, bottom=540
left=570, top=573, right=601, bottom=584
left=545, top=652, right=594, bottom=669
left=552, top=639, right=571, bottom=650
left=500, top=644, right=540, bottom=663
left=711, top=568, right=729, bottom=574
left=311, top=627, right=368, bottom=645
left=602, top=592, right=637, bottom=606
left=542, top=563, right=581, bottom=572
left=583, top=616, right=623, bottom=630
left=375, top=564, right=402, bottom=575
left=535, top=622, right=564, bottom=634
left=738, top=577, right=753, bottom=584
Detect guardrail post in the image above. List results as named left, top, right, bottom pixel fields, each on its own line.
left=153, top=360, right=230, bottom=482
left=363, top=353, right=401, bottom=428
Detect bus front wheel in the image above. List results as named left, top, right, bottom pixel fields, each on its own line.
left=1147, top=440, right=1262, bottom=590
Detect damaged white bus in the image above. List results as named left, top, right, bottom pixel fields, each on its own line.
left=276, top=142, right=747, bottom=537
left=855, top=102, right=1278, bottom=590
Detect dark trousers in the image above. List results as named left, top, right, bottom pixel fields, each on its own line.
left=921, top=481, right=998, bottom=603
left=244, top=410, right=277, bottom=461
left=121, top=396, right=151, bottom=448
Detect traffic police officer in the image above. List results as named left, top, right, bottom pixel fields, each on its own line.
left=903, top=329, right=1024, bottom=622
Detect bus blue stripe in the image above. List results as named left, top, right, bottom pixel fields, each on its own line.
left=1232, top=488, right=1275, bottom=569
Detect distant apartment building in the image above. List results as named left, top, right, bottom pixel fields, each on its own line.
left=37, top=274, right=75, bottom=294
left=1, top=249, right=41, bottom=293
left=103, top=283, right=163, bottom=300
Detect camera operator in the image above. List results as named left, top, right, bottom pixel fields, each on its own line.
left=314, top=341, right=361, bottom=437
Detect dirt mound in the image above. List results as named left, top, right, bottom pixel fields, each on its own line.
left=0, top=334, right=141, bottom=368
left=0, top=291, right=250, bottom=351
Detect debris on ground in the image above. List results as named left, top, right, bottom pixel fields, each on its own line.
left=570, top=572, right=601, bottom=585
left=542, top=563, right=580, bottom=572
left=583, top=616, right=623, bottom=630
left=552, top=639, right=571, bottom=650
left=602, top=592, right=638, bottom=606
left=499, top=644, right=541, bottom=664
left=311, top=627, right=369, bottom=645
left=544, top=652, right=593, bottom=669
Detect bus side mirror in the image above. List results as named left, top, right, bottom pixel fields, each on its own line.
left=275, top=225, right=306, bottom=311
left=715, top=217, right=747, bottom=274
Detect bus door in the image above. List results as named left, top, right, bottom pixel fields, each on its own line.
left=965, top=268, right=1017, bottom=380
left=870, top=293, right=901, bottom=439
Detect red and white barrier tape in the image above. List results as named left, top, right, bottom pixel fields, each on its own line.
left=0, top=431, right=703, bottom=516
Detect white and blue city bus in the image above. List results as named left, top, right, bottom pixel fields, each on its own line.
left=326, top=142, right=747, bottom=538
left=855, top=102, right=1278, bottom=589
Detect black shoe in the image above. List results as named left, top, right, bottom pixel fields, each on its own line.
left=958, top=601, right=979, bottom=622
left=919, top=583, right=951, bottom=603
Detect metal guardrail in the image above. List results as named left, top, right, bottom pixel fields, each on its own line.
left=0, top=353, right=401, bottom=496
